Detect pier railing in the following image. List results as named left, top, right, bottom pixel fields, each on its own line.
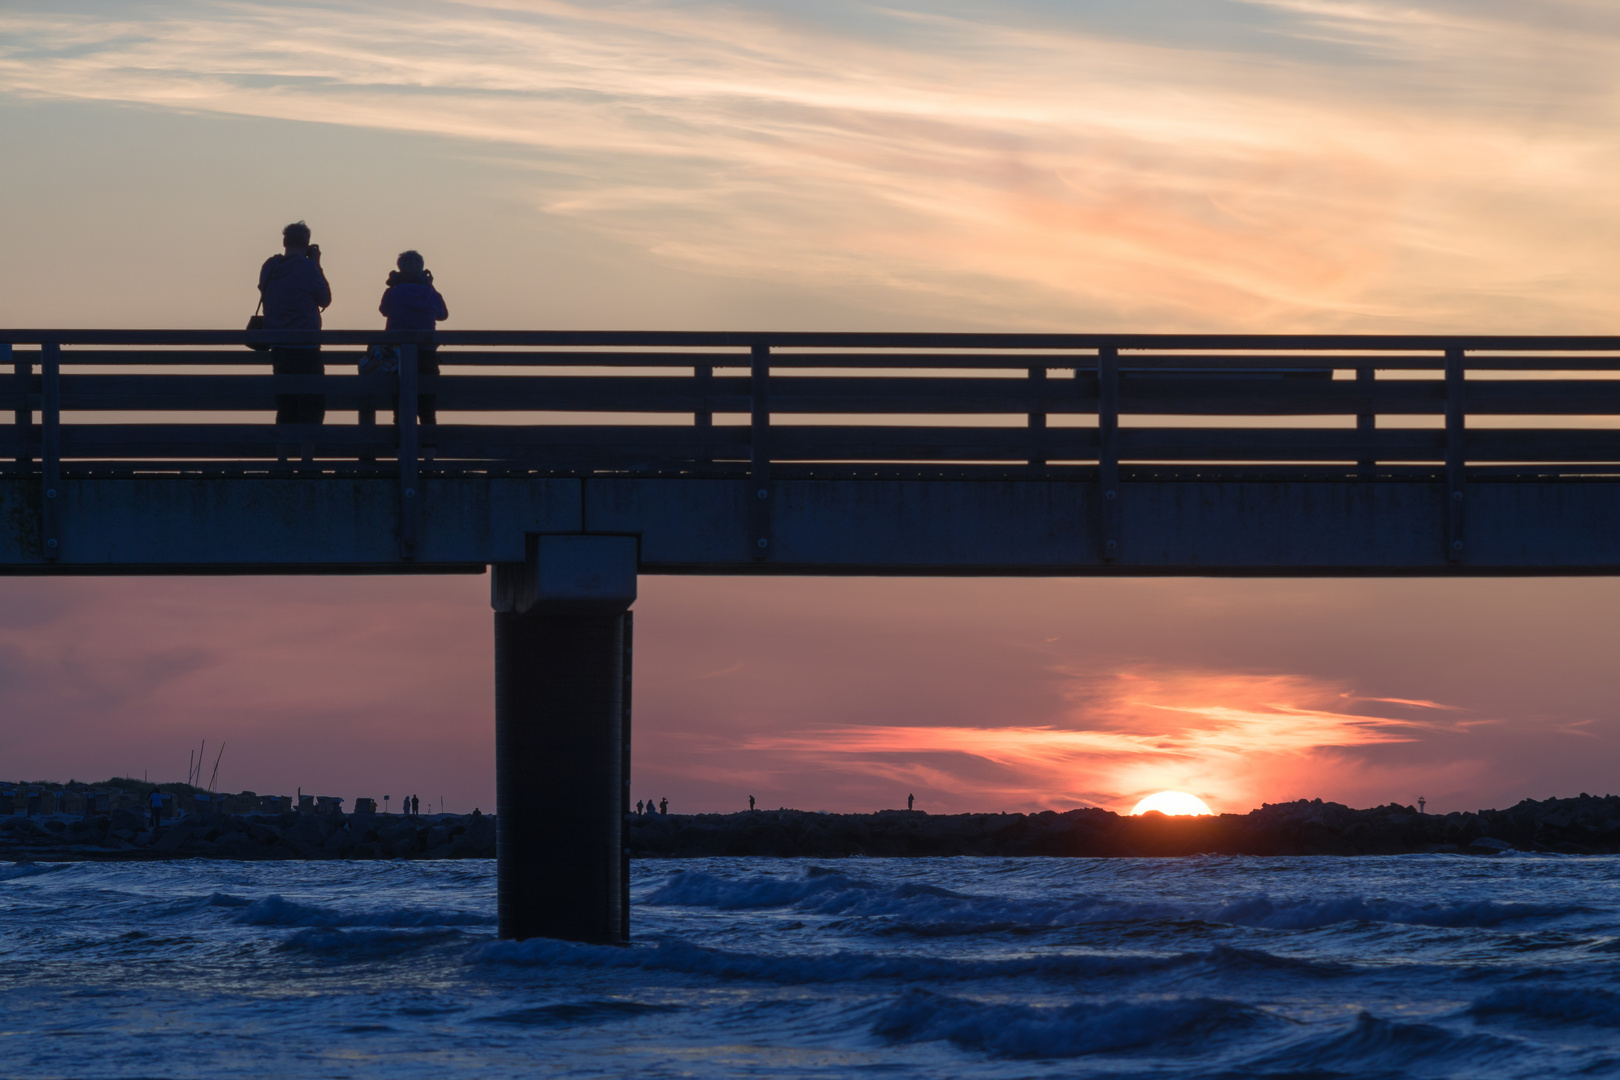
left=3, top=331, right=1620, bottom=480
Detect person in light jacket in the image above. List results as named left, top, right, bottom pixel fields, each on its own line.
left=379, top=250, right=449, bottom=450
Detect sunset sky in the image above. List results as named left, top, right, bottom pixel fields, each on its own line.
left=2, top=0, right=1619, bottom=816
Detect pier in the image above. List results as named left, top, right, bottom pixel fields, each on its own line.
left=4, top=329, right=1620, bottom=941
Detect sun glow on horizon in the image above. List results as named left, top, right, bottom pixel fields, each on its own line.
left=1130, top=791, right=1214, bottom=817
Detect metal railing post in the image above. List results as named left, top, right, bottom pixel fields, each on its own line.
left=41, top=342, right=60, bottom=561
left=1356, top=366, right=1375, bottom=476
left=1444, top=346, right=1465, bottom=563
left=1028, top=366, right=1047, bottom=468
left=1097, top=346, right=1120, bottom=562
left=750, top=344, right=771, bottom=561
left=694, top=363, right=713, bottom=465
left=398, top=342, right=419, bottom=560
left=5, top=343, right=26, bottom=468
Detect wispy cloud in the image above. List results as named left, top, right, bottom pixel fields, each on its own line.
left=1354, top=695, right=1459, bottom=710
left=3, top=0, right=1617, bottom=329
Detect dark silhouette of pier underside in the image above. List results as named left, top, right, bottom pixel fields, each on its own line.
left=5, top=329, right=1620, bottom=942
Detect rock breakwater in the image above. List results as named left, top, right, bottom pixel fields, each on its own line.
left=626, top=795, right=1620, bottom=858
left=0, top=808, right=495, bottom=862
left=10, top=794, right=1620, bottom=861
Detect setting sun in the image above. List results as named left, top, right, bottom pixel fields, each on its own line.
left=1130, top=791, right=1215, bottom=817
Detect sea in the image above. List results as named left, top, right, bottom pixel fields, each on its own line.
left=3, top=854, right=1619, bottom=1079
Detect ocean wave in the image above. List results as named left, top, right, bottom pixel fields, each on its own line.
left=1252, top=1011, right=1525, bottom=1074
left=473, top=934, right=1171, bottom=982
left=643, top=868, right=1582, bottom=932
left=1205, top=894, right=1583, bottom=930
left=644, top=867, right=1169, bottom=926
left=231, top=894, right=495, bottom=928
left=871, top=989, right=1271, bottom=1059
left=471, top=933, right=1341, bottom=985
left=1194, top=944, right=1350, bottom=977
left=1470, top=986, right=1620, bottom=1027
left=275, top=926, right=472, bottom=956
left=0, top=861, right=69, bottom=883
left=644, top=866, right=971, bottom=912
left=475, top=1000, right=679, bottom=1027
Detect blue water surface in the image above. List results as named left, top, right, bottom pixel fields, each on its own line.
left=3, top=854, right=1619, bottom=1078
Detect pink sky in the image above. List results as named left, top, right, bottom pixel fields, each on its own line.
left=2, top=1, right=1619, bottom=815
left=3, top=574, right=1618, bottom=816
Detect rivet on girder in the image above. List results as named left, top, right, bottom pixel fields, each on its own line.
left=757, top=488, right=768, bottom=499
left=45, top=538, right=57, bottom=549
left=1452, top=540, right=1464, bottom=552
left=405, top=488, right=416, bottom=498
left=757, top=538, right=769, bottom=549
left=1105, top=490, right=1116, bottom=500
left=45, top=489, right=56, bottom=499
left=1452, top=491, right=1463, bottom=502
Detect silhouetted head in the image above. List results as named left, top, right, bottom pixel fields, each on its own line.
left=396, top=250, right=425, bottom=274
left=282, top=221, right=312, bottom=249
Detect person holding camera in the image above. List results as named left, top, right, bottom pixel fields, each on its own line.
left=378, top=249, right=449, bottom=452
left=258, top=221, right=332, bottom=430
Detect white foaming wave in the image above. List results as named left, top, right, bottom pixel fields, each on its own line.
left=643, top=868, right=1586, bottom=931
left=231, top=894, right=495, bottom=928
left=870, top=988, right=1273, bottom=1059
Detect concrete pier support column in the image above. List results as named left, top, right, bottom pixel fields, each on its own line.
left=492, top=535, right=638, bottom=943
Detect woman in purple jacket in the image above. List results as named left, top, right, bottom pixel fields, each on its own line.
left=379, top=250, right=449, bottom=444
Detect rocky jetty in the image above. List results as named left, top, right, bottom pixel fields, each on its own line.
left=0, top=808, right=495, bottom=862
left=626, top=795, right=1620, bottom=858
left=10, top=795, right=1620, bottom=862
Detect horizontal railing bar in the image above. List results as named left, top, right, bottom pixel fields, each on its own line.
left=14, top=461, right=1616, bottom=480
left=9, top=351, right=1620, bottom=375
left=12, top=350, right=362, bottom=365
left=759, top=353, right=1620, bottom=371
left=4, top=424, right=1620, bottom=464
left=7, top=330, right=1620, bottom=350
left=10, top=373, right=1620, bottom=415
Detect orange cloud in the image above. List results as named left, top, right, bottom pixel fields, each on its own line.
left=741, top=667, right=1452, bottom=814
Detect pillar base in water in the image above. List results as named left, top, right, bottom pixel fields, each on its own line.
left=491, top=539, right=638, bottom=944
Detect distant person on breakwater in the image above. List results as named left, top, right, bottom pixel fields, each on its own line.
left=908, top=794, right=914, bottom=811
left=659, top=797, right=668, bottom=815
left=378, top=250, right=448, bottom=454
left=147, top=788, right=164, bottom=829
left=258, top=221, right=331, bottom=434
left=412, top=794, right=420, bottom=816
left=749, top=796, right=755, bottom=811
left=636, top=800, right=644, bottom=815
